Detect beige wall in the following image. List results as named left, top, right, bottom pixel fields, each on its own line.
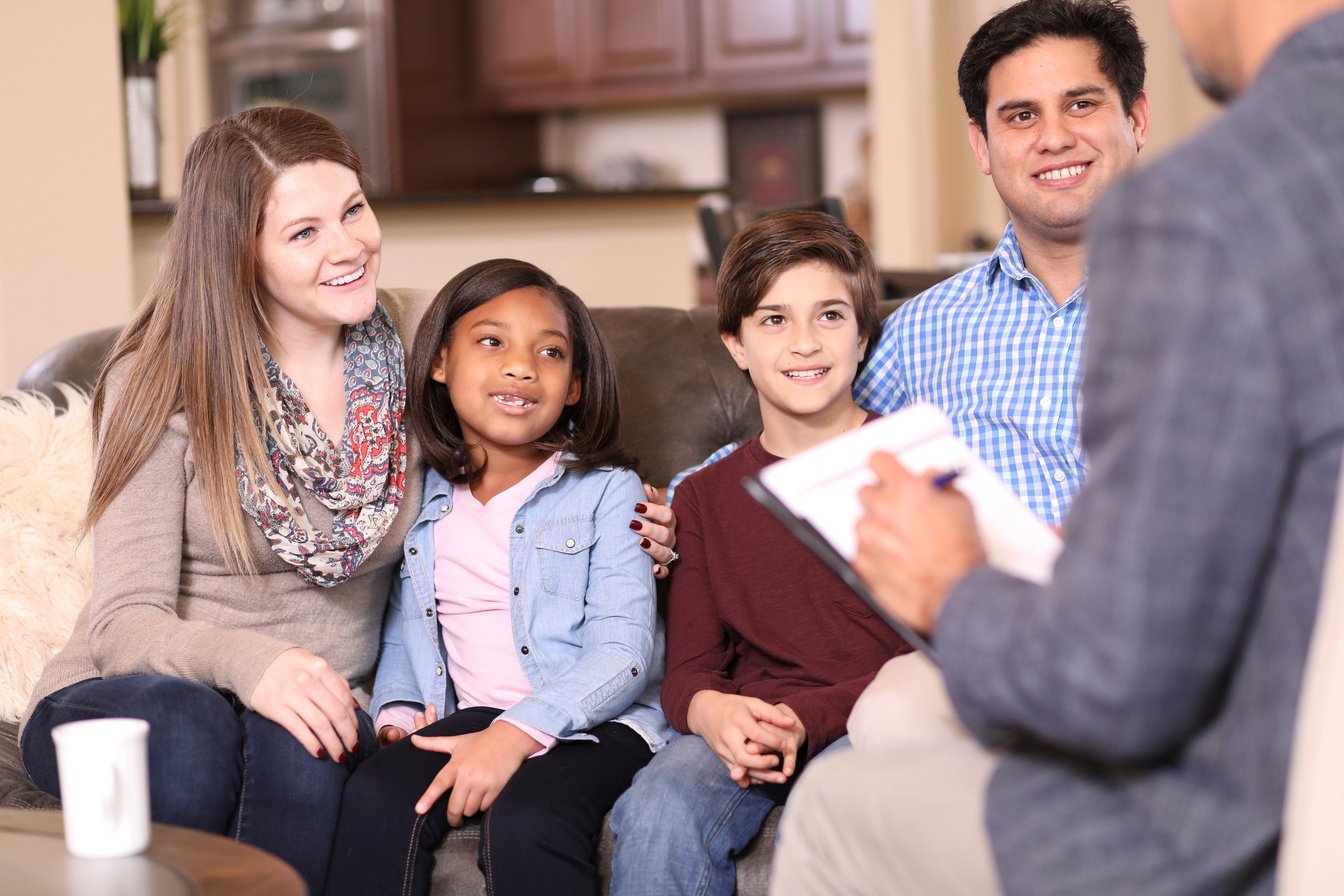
left=1, top=4, right=134, bottom=388
left=7, top=1, right=1222, bottom=387
left=132, top=196, right=702, bottom=310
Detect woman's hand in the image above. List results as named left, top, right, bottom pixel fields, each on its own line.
left=250, top=646, right=360, bottom=762
left=410, top=722, right=541, bottom=826
left=632, top=483, right=678, bottom=579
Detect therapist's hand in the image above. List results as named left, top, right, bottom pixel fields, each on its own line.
left=853, top=452, right=986, bottom=635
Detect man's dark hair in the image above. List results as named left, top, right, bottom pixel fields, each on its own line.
left=958, top=0, right=1146, bottom=134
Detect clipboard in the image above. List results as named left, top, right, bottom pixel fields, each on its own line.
left=744, top=403, right=1063, bottom=660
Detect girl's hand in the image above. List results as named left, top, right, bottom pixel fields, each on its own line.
left=377, top=704, right=438, bottom=747
left=410, top=722, right=541, bottom=826
left=378, top=724, right=410, bottom=747
left=632, top=483, right=679, bottom=579
left=686, top=690, right=799, bottom=788
left=413, top=703, right=440, bottom=731
left=250, top=647, right=360, bottom=762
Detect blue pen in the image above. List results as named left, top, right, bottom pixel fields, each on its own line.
left=932, top=468, right=964, bottom=489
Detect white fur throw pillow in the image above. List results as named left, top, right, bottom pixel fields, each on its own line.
left=0, top=388, right=94, bottom=722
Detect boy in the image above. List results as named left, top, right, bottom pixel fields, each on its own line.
left=609, top=211, right=912, bottom=896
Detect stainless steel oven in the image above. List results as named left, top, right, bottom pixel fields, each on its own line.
left=206, top=0, right=390, bottom=187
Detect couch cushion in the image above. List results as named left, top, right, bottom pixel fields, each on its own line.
left=0, top=721, right=58, bottom=810
left=0, top=390, right=94, bottom=724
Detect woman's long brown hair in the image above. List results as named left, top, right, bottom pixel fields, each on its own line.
left=87, top=106, right=365, bottom=573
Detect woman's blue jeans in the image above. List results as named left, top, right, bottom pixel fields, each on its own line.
left=21, top=674, right=376, bottom=894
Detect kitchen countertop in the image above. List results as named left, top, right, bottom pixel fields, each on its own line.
left=131, top=186, right=725, bottom=216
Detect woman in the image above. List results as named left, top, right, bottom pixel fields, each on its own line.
left=17, top=106, right=674, bottom=893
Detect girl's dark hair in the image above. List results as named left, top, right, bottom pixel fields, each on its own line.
left=408, top=258, right=634, bottom=481
left=958, top=0, right=1146, bottom=135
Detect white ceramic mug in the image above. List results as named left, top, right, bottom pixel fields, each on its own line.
left=51, top=717, right=152, bottom=858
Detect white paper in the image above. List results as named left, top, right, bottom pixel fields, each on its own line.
left=756, top=403, right=1062, bottom=585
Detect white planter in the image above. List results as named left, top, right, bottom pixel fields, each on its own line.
left=124, top=63, right=159, bottom=199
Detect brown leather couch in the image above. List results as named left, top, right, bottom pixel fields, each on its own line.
left=2, top=293, right=903, bottom=894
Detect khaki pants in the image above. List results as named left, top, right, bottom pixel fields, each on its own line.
left=770, top=652, right=1005, bottom=896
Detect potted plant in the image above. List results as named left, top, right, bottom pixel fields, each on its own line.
left=118, top=0, right=182, bottom=199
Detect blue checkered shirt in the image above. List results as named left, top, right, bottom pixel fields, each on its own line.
left=854, top=222, right=1085, bottom=524
left=674, top=223, right=1086, bottom=525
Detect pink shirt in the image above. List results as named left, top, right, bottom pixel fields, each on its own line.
left=376, top=455, right=559, bottom=751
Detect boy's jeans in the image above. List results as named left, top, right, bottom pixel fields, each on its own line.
left=609, top=731, right=851, bottom=896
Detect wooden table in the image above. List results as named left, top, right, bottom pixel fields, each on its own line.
left=0, top=808, right=306, bottom=895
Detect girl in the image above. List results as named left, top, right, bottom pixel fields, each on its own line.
left=326, top=259, right=672, bottom=896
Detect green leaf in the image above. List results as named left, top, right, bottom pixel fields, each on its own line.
left=118, top=0, right=182, bottom=68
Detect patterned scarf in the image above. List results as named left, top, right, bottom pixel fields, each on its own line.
left=236, top=302, right=408, bottom=587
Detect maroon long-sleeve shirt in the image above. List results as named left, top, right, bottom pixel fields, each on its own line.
left=662, top=433, right=912, bottom=754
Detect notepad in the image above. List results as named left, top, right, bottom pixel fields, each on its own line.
left=743, top=403, right=1063, bottom=657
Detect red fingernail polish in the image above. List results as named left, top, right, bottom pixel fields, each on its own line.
left=352, top=742, right=362, bottom=755
left=337, top=752, right=347, bottom=765
left=641, top=538, right=651, bottom=549
left=635, top=503, right=648, bottom=514
left=629, top=520, right=643, bottom=531
left=316, top=748, right=326, bottom=760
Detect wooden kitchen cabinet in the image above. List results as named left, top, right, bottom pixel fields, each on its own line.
left=477, top=0, right=691, bottom=103
left=585, top=0, right=695, bottom=84
left=384, top=0, right=542, bottom=193
left=475, top=0, right=867, bottom=111
left=477, top=0, right=579, bottom=92
left=700, top=0, right=869, bottom=89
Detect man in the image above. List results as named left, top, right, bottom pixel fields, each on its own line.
left=679, top=0, right=1149, bottom=526
left=855, top=0, right=1147, bottom=526
left=772, top=0, right=1344, bottom=894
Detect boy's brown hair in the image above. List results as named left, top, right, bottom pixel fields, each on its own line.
left=715, top=210, right=882, bottom=370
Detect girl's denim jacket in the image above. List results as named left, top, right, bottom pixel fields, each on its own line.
left=372, top=458, right=673, bottom=750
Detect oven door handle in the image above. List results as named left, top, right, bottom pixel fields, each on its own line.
left=211, top=27, right=365, bottom=58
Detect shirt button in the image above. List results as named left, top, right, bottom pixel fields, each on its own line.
left=1039, top=396, right=1052, bottom=410
left=521, top=646, right=530, bottom=655
left=1053, top=470, right=1067, bottom=483
left=1053, top=317, right=1064, bottom=329
left=408, top=547, right=418, bottom=555
left=435, top=665, right=443, bottom=676
left=440, top=505, right=449, bottom=514
left=515, top=525, right=524, bottom=534
left=513, top=587, right=520, bottom=596
left=566, top=538, right=576, bottom=548
left=631, top=668, right=639, bottom=677
left=424, top=608, right=433, bottom=618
